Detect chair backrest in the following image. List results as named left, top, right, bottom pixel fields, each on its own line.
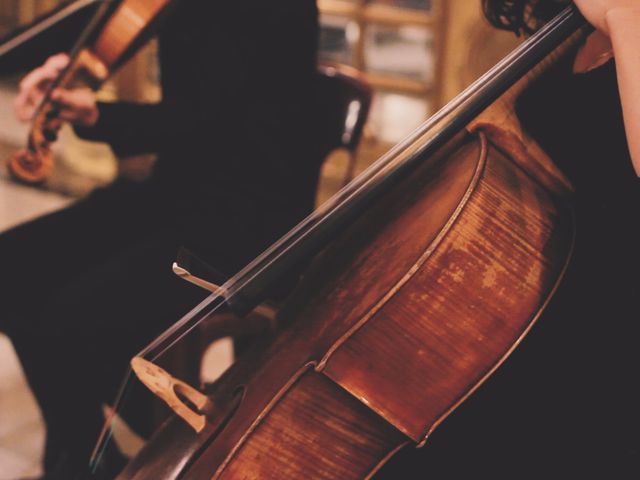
left=315, top=63, right=373, bottom=185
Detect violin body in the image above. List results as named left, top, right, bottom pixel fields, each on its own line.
left=8, top=0, right=173, bottom=183
left=119, top=130, right=574, bottom=479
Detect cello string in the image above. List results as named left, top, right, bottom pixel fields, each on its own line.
left=94, top=8, right=586, bottom=461
left=217, top=6, right=585, bottom=309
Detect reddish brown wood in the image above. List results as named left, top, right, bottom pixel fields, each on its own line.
left=122, top=127, right=573, bottom=479
left=119, top=21, right=584, bottom=480
left=92, top=0, right=171, bottom=71
left=120, top=133, right=484, bottom=479
left=219, top=369, right=406, bottom=480
left=321, top=137, right=573, bottom=443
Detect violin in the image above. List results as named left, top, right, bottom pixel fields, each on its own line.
left=6, top=0, right=174, bottom=183
left=90, top=6, right=588, bottom=479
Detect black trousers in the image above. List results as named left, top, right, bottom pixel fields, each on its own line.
left=0, top=180, right=223, bottom=474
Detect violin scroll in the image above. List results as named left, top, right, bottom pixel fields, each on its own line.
left=8, top=145, right=54, bottom=184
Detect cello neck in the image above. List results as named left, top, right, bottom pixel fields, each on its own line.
left=468, top=26, right=591, bottom=196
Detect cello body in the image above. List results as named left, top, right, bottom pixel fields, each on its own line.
left=112, top=8, right=587, bottom=480
left=119, top=67, right=575, bottom=480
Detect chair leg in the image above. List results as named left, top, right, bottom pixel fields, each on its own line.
left=343, top=151, right=358, bottom=187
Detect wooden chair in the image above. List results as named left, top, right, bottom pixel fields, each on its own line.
left=315, top=63, right=373, bottom=186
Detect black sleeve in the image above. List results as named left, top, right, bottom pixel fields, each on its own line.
left=73, top=99, right=194, bottom=157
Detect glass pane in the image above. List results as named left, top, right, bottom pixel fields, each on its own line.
left=369, top=92, right=430, bottom=144
left=319, top=14, right=357, bottom=66
left=369, top=0, right=433, bottom=12
left=365, top=24, right=434, bottom=83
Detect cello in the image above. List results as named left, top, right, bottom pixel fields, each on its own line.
left=90, top=6, right=588, bottom=479
left=4, top=0, right=175, bottom=183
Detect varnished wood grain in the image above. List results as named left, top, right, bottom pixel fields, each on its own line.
left=121, top=20, right=582, bottom=479
left=126, top=130, right=573, bottom=479
left=182, top=134, right=483, bottom=479
left=218, top=371, right=406, bottom=480
left=93, top=0, right=170, bottom=70
left=468, top=28, right=589, bottom=196
left=322, top=137, right=573, bottom=442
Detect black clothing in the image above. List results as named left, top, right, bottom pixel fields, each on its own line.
left=0, top=0, right=319, bottom=477
left=76, top=0, right=322, bottom=248
left=376, top=53, right=640, bottom=477
left=2, top=180, right=207, bottom=475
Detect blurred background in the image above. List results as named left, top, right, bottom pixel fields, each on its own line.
left=0, top=0, right=520, bottom=477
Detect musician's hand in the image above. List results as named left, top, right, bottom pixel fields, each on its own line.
left=14, top=53, right=68, bottom=122
left=574, top=0, right=640, bottom=177
left=14, top=53, right=99, bottom=128
left=574, top=0, right=639, bottom=35
left=49, top=87, right=99, bottom=127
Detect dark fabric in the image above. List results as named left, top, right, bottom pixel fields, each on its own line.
left=376, top=56, right=640, bottom=477
left=1, top=0, right=319, bottom=477
left=1, top=180, right=207, bottom=473
left=75, top=0, right=322, bottom=219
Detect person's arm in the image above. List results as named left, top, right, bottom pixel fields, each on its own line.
left=14, top=53, right=195, bottom=157
left=73, top=100, right=194, bottom=157
left=606, top=8, right=640, bottom=176
left=574, top=1, right=640, bottom=176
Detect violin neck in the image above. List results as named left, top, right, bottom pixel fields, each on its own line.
left=31, top=48, right=107, bottom=135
